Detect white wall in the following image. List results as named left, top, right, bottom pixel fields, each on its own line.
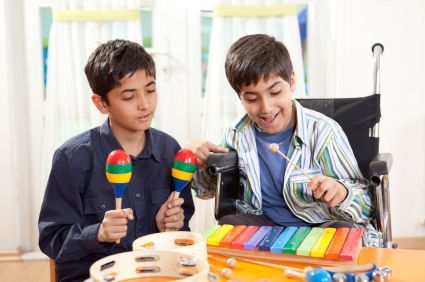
left=309, top=0, right=425, bottom=237
left=0, top=0, right=18, bottom=251
left=0, top=0, right=33, bottom=251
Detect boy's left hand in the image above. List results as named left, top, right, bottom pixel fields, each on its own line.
left=155, top=192, right=185, bottom=232
left=307, top=175, right=348, bottom=208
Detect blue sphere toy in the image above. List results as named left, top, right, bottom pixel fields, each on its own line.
left=306, top=268, right=332, bottom=282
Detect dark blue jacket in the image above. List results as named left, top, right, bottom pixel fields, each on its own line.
left=38, top=119, right=195, bottom=282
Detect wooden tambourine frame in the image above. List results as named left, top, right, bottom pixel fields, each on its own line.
left=132, top=231, right=207, bottom=261
left=89, top=250, right=209, bottom=282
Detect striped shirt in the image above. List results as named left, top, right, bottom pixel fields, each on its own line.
left=191, top=99, right=379, bottom=247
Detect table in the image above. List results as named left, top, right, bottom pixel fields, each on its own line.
left=208, top=247, right=425, bottom=282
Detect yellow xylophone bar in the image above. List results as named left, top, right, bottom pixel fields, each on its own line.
left=311, top=228, right=337, bottom=257
left=207, top=225, right=234, bottom=246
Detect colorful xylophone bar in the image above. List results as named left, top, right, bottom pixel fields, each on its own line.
left=203, top=224, right=363, bottom=267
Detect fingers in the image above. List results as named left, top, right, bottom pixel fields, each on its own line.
left=99, top=210, right=131, bottom=242
left=308, top=176, right=348, bottom=208
left=105, top=210, right=130, bottom=221
left=184, top=138, right=229, bottom=169
left=168, top=197, right=184, bottom=209
left=159, top=192, right=175, bottom=211
left=167, top=191, right=175, bottom=202
left=163, top=211, right=185, bottom=224
left=196, top=143, right=214, bottom=168
left=307, top=174, right=325, bottom=192
left=123, top=208, right=134, bottom=220
left=209, top=144, right=229, bottom=154
left=163, top=213, right=185, bottom=230
left=160, top=205, right=185, bottom=231
left=313, top=178, right=334, bottom=199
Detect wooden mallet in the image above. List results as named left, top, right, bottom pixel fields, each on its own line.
left=209, top=265, right=232, bottom=279
left=207, top=256, right=237, bottom=268
left=269, top=143, right=312, bottom=180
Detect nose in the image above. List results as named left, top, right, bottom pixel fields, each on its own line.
left=260, top=97, right=274, bottom=114
left=137, top=92, right=149, bottom=111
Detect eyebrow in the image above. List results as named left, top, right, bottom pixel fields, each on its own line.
left=119, top=81, right=156, bottom=95
left=146, top=81, right=156, bottom=87
left=242, top=81, right=282, bottom=95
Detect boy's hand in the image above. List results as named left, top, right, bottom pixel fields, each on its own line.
left=98, top=208, right=134, bottom=243
left=307, top=175, right=348, bottom=208
left=184, top=139, right=229, bottom=168
left=155, top=192, right=185, bottom=232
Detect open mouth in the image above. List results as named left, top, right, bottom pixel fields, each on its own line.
left=260, top=111, right=280, bottom=125
left=138, top=113, right=150, bottom=122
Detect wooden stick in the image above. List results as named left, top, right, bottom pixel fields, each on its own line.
left=210, top=264, right=232, bottom=279
left=217, top=253, right=305, bottom=272
left=115, top=198, right=122, bottom=244
left=269, top=143, right=312, bottom=180
left=284, top=269, right=306, bottom=280
left=165, top=191, right=180, bottom=232
left=208, top=256, right=237, bottom=268
left=322, top=263, right=375, bottom=273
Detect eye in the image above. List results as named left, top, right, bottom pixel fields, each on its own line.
left=271, top=90, right=281, bottom=96
left=247, top=98, right=257, bottom=103
left=147, top=89, right=156, bottom=93
left=123, top=96, right=134, bottom=101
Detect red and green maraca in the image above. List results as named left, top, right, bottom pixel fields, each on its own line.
left=106, top=150, right=132, bottom=243
left=166, top=149, right=197, bottom=232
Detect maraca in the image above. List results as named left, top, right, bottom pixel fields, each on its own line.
left=165, top=149, right=197, bottom=232
left=106, top=150, right=132, bottom=243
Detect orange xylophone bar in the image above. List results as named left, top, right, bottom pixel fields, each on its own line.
left=203, top=224, right=363, bottom=262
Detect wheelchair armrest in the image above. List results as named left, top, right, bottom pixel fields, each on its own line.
left=206, top=151, right=240, bottom=221
left=206, top=151, right=238, bottom=175
left=369, top=153, right=393, bottom=178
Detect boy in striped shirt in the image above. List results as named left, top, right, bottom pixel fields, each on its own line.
left=186, top=34, right=378, bottom=247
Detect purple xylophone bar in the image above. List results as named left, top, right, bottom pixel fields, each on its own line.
left=243, top=226, right=272, bottom=250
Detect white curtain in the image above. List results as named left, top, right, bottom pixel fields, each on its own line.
left=39, top=0, right=143, bottom=233
left=194, top=0, right=308, bottom=233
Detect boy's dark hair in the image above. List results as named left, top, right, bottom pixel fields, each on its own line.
left=225, top=34, right=293, bottom=96
left=85, top=39, right=155, bottom=105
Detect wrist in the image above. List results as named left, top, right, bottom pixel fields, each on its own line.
left=97, top=224, right=106, bottom=242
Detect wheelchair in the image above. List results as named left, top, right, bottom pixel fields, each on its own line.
left=205, top=43, right=396, bottom=249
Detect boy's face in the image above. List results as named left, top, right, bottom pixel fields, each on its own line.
left=240, top=71, right=296, bottom=134
left=93, top=70, right=157, bottom=134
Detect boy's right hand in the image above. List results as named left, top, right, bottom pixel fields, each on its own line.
left=97, top=208, right=134, bottom=243
left=184, top=139, right=229, bottom=168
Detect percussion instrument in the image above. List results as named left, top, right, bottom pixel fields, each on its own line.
left=204, top=224, right=363, bottom=266
left=88, top=250, right=209, bottom=282
left=166, top=149, right=197, bottom=232
left=132, top=231, right=207, bottom=261
left=106, top=150, right=132, bottom=244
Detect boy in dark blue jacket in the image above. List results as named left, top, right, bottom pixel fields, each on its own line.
left=38, top=39, right=194, bottom=282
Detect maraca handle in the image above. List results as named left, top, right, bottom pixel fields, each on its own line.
left=165, top=191, right=181, bottom=232
left=115, top=198, right=122, bottom=244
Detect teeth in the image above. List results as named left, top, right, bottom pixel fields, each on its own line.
left=262, top=113, right=277, bottom=123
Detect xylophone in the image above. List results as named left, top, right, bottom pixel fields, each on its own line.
left=203, top=224, right=363, bottom=267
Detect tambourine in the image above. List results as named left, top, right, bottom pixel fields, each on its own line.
left=133, top=231, right=207, bottom=261
left=86, top=250, right=209, bottom=282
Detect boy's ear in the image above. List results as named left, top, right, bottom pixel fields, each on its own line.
left=290, top=71, right=296, bottom=93
left=91, top=94, right=109, bottom=114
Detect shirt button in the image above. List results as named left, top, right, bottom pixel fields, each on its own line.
left=100, top=205, right=106, bottom=210
left=135, top=193, right=141, bottom=198
left=138, top=226, right=143, bottom=230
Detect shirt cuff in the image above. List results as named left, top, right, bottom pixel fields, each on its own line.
left=335, top=180, right=354, bottom=210
left=81, top=223, right=115, bottom=255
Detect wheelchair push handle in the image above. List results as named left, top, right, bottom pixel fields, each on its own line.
left=372, top=43, right=384, bottom=95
